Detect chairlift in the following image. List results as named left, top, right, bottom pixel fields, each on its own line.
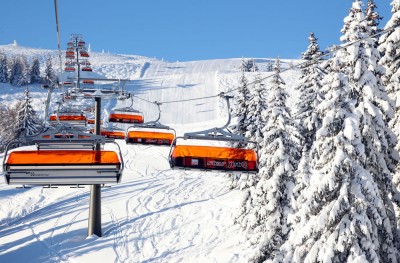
left=3, top=126, right=124, bottom=186
left=168, top=94, right=258, bottom=173
left=63, top=93, right=77, bottom=100
left=126, top=102, right=175, bottom=145
left=90, top=125, right=126, bottom=139
left=109, top=97, right=144, bottom=124
left=49, top=106, right=87, bottom=126
left=65, top=67, right=75, bottom=72
left=64, top=81, right=73, bottom=87
left=88, top=119, right=103, bottom=125
left=80, top=51, right=89, bottom=57
left=66, top=51, right=75, bottom=59
left=83, top=79, right=94, bottom=85
left=82, top=67, right=92, bottom=72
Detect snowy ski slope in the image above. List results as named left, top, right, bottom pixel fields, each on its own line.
left=0, top=45, right=300, bottom=262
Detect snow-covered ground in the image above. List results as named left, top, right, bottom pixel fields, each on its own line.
left=0, top=45, right=300, bottom=262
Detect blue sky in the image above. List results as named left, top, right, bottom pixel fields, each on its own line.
left=0, top=0, right=393, bottom=62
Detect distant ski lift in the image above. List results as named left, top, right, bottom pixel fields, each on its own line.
left=66, top=51, right=75, bottom=58
left=80, top=51, right=89, bottom=57
left=67, top=41, right=74, bottom=47
left=78, top=41, right=85, bottom=47
left=65, top=67, right=76, bottom=72
left=63, top=93, right=77, bottom=100
left=82, top=106, right=94, bottom=113
left=109, top=97, right=144, bottom=124
left=3, top=127, right=124, bottom=186
left=80, top=60, right=91, bottom=66
left=64, top=81, right=73, bottom=87
left=88, top=119, right=103, bottom=125
left=168, top=94, right=258, bottom=173
left=83, top=79, right=94, bottom=85
left=82, top=67, right=92, bottom=72
left=126, top=102, right=175, bottom=145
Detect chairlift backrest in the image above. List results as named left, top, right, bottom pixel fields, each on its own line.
left=168, top=95, right=258, bottom=173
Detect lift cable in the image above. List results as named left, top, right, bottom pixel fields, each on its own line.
left=130, top=22, right=400, bottom=105
left=54, top=0, right=64, bottom=94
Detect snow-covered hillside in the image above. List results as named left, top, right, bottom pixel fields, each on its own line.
left=0, top=45, right=301, bottom=262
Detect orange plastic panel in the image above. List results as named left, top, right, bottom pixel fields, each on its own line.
left=172, top=145, right=257, bottom=161
left=49, top=115, right=86, bottom=121
left=101, top=131, right=125, bottom=139
left=109, top=113, right=144, bottom=123
left=128, top=131, right=174, bottom=141
left=7, top=150, right=120, bottom=165
left=87, top=119, right=103, bottom=124
left=90, top=128, right=125, bottom=139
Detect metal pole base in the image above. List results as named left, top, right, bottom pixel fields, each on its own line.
left=88, top=184, right=102, bottom=237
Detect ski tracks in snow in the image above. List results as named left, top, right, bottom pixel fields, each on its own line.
left=105, top=143, right=239, bottom=262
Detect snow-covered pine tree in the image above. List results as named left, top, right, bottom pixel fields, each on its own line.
left=30, top=56, right=41, bottom=84
left=280, top=51, right=398, bottom=263
left=18, top=55, right=31, bottom=86
left=365, top=0, right=382, bottom=35
left=277, top=2, right=400, bottom=262
left=342, top=4, right=399, bottom=256
left=295, top=32, right=325, bottom=152
left=9, top=56, right=23, bottom=86
left=250, top=59, right=259, bottom=72
left=230, top=72, right=267, bottom=190
left=42, top=56, right=58, bottom=86
left=239, top=58, right=259, bottom=72
left=0, top=53, right=8, bottom=83
left=290, top=32, right=326, bottom=215
left=379, top=0, right=400, bottom=189
left=266, top=59, right=274, bottom=72
left=245, top=73, right=267, bottom=150
left=14, top=88, right=41, bottom=139
left=0, top=102, right=21, bottom=151
left=235, top=58, right=301, bottom=262
left=228, top=69, right=253, bottom=189
left=232, top=70, right=250, bottom=148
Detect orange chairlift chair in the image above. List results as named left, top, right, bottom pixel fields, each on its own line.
left=3, top=125, right=124, bottom=186
left=90, top=124, right=126, bottom=140
left=126, top=101, right=175, bottom=145
left=49, top=104, right=87, bottom=126
left=168, top=94, right=258, bottom=173
left=109, top=96, right=144, bottom=124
